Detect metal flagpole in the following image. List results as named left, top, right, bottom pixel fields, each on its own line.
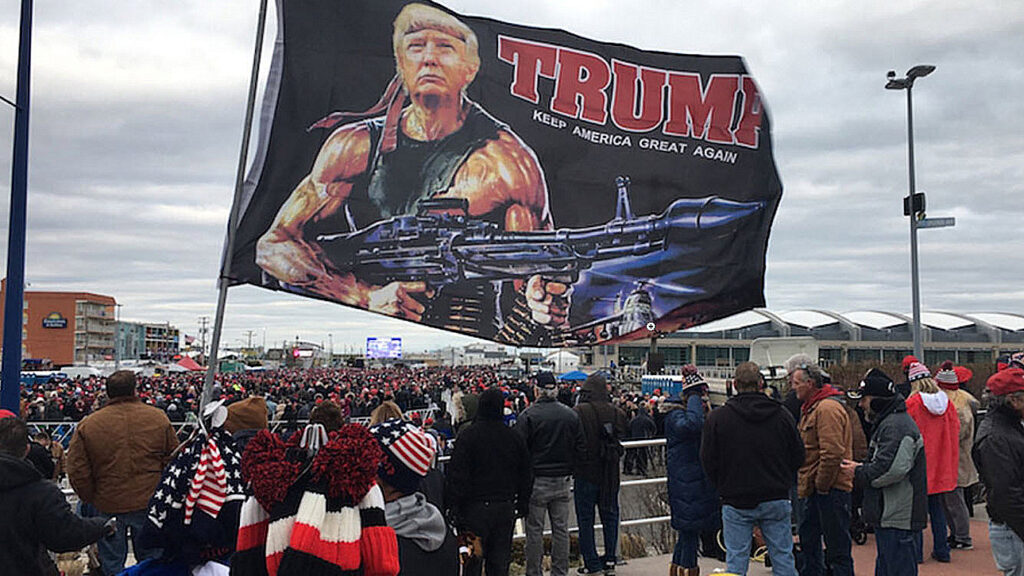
left=0, top=0, right=33, bottom=413
left=200, top=0, right=269, bottom=414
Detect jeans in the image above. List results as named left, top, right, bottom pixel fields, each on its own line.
left=798, top=490, right=853, bottom=576
left=875, top=527, right=918, bottom=576
left=722, top=500, right=797, bottom=576
left=913, top=494, right=950, bottom=561
left=990, top=522, right=1024, bottom=576
left=672, top=530, right=699, bottom=568
left=574, top=477, right=619, bottom=573
left=940, top=487, right=972, bottom=545
left=97, top=509, right=161, bottom=576
left=526, top=476, right=572, bottom=576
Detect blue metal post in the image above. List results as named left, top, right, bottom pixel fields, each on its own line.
left=0, top=0, right=33, bottom=413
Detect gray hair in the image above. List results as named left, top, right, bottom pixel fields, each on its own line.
left=537, top=386, right=559, bottom=399
left=785, top=353, right=823, bottom=386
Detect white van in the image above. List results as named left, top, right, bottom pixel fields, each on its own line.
left=58, top=365, right=104, bottom=380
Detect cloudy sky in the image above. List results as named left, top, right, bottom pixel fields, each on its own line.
left=0, top=0, right=1021, bottom=354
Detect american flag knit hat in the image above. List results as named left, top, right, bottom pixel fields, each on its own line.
left=369, top=419, right=437, bottom=495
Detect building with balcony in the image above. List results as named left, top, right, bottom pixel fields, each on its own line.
left=0, top=284, right=117, bottom=366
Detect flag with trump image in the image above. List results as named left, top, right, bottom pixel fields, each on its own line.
left=226, top=0, right=782, bottom=348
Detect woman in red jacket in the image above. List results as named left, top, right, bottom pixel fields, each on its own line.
left=905, top=362, right=959, bottom=563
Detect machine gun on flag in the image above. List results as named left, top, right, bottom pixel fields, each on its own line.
left=316, top=177, right=765, bottom=299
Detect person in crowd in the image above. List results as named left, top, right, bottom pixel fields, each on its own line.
left=1, top=415, right=114, bottom=576
left=446, top=387, right=532, bottom=576
left=896, top=355, right=920, bottom=399
left=662, top=365, right=719, bottom=576
left=25, top=430, right=55, bottom=480
left=574, top=372, right=629, bottom=575
left=67, top=370, right=179, bottom=576
left=904, top=362, right=958, bottom=563
left=371, top=418, right=459, bottom=576
left=935, top=361, right=979, bottom=550
left=371, top=400, right=405, bottom=425
left=625, top=403, right=656, bottom=476
left=33, top=431, right=65, bottom=482
left=841, top=368, right=927, bottom=576
left=786, top=353, right=854, bottom=576
left=974, top=365, right=1024, bottom=576
left=701, top=361, right=804, bottom=576
left=224, top=394, right=269, bottom=453
left=515, top=371, right=585, bottom=576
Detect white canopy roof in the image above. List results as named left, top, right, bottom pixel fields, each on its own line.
left=778, top=310, right=838, bottom=329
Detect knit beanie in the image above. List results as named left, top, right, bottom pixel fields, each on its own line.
left=369, top=419, right=437, bottom=495
left=935, top=361, right=959, bottom=390
left=906, top=362, right=931, bottom=382
left=680, top=364, right=707, bottom=392
left=901, top=355, right=920, bottom=373
left=854, top=368, right=896, bottom=398
left=237, top=426, right=399, bottom=576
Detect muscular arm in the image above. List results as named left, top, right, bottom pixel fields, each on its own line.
left=446, top=130, right=572, bottom=327
left=256, top=124, right=373, bottom=306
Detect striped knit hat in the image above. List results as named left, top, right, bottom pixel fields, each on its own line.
left=236, top=425, right=399, bottom=576
left=370, top=419, right=437, bottom=495
left=935, top=361, right=959, bottom=390
left=907, top=362, right=931, bottom=382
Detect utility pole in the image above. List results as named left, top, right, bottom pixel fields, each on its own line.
left=243, top=329, right=256, bottom=355
left=198, top=316, right=210, bottom=363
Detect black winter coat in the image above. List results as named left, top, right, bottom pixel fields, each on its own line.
left=515, top=396, right=585, bottom=477
left=446, top=397, right=531, bottom=519
left=0, top=453, right=108, bottom=576
left=974, top=402, right=1024, bottom=541
left=396, top=527, right=460, bottom=576
left=701, top=392, right=804, bottom=509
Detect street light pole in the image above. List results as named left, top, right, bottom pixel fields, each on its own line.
left=886, top=65, right=935, bottom=361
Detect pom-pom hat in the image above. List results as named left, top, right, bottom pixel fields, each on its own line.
left=907, top=362, right=931, bottom=383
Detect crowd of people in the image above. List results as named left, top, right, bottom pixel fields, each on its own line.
left=2, top=351, right=1024, bottom=576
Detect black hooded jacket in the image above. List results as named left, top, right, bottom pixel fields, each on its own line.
left=974, top=401, right=1024, bottom=540
left=0, top=453, right=108, bottom=576
left=701, top=392, right=804, bottom=509
left=445, top=388, right=531, bottom=518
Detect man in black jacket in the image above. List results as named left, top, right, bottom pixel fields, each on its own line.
left=973, top=366, right=1024, bottom=576
left=0, top=416, right=112, bottom=576
left=625, top=403, right=656, bottom=476
left=574, top=373, right=629, bottom=575
left=515, top=372, right=585, bottom=576
left=446, top=387, right=532, bottom=576
left=701, top=361, right=804, bottom=576
left=841, top=368, right=927, bottom=576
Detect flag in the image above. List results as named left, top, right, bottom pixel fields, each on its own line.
left=225, top=0, right=781, bottom=347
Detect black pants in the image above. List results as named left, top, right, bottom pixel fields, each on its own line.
left=461, top=500, right=516, bottom=576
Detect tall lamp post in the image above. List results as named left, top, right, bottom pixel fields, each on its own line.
left=886, top=64, right=935, bottom=361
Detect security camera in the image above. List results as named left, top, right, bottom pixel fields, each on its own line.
left=887, top=70, right=896, bottom=79
left=645, top=322, right=656, bottom=331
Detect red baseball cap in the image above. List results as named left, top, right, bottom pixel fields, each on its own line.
left=0, top=409, right=16, bottom=419
left=987, top=367, right=1024, bottom=397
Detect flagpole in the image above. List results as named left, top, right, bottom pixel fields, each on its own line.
left=200, top=0, right=269, bottom=415
left=0, top=0, right=33, bottom=413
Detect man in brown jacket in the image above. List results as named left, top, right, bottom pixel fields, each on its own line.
left=786, top=354, right=854, bottom=576
left=67, top=370, right=178, bottom=576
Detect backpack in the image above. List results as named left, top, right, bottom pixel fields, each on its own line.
left=585, top=403, right=623, bottom=462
